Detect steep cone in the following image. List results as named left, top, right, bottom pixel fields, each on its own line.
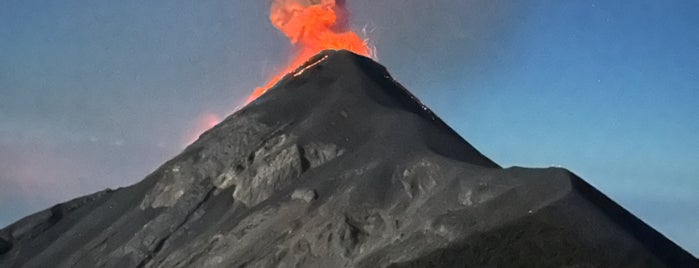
left=1, top=51, right=696, bottom=267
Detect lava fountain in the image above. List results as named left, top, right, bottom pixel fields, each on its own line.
left=246, top=0, right=373, bottom=103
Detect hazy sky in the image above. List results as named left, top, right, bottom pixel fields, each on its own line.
left=1, top=0, right=697, bottom=255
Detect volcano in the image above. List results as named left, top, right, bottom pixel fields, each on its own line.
left=1, top=50, right=696, bottom=267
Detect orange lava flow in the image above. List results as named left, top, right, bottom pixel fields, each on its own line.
left=245, top=0, right=371, bottom=103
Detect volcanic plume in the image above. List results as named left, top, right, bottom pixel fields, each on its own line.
left=246, top=0, right=371, bottom=103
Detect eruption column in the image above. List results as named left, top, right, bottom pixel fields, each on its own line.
left=246, top=0, right=372, bottom=103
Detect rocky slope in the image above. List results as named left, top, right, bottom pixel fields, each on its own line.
left=1, top=50, right=696, bottom=267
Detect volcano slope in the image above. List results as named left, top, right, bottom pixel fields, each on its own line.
left=1, top=50, right=697, bottom=267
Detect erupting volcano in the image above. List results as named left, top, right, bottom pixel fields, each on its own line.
left=1, top=50, right=697, bottom=267
left=246, top=0, right=371, bottom=103
left=188, top=0, right=369, bottom=145
left=1, top=1, right=696, bottom=267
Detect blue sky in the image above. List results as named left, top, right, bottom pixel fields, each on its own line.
left=1, top=0, right=697, bottom=255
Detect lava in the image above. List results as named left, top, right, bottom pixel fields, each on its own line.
left=186, top=112, right=221, bottom=145
left=246, top=0, right=372, bottom=103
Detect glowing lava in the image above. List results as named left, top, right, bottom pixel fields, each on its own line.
left=186, top=112, right=221, bottom=145
left=246, top=0, right=372, bottom=103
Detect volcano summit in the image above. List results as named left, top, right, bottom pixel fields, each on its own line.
left=1, top=50, right=696, bottom=267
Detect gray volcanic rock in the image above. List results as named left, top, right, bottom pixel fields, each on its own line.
left=1, top=50, right=697, bottom=267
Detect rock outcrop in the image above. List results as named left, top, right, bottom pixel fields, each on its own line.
left=1, top=50, right=696, bottom=267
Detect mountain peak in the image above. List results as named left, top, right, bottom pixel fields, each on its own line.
left=229, top=49, right=499, bottom=168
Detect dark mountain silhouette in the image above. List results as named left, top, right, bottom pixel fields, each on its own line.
left=1, top=50, right=696, bottom=267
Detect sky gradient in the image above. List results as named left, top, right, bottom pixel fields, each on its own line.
left=1, top=0, right=697, bottom=255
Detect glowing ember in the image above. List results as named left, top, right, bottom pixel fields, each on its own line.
left=186, top=112, right=221, bottom=145
left=246, top=0, right=372, bottom=103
